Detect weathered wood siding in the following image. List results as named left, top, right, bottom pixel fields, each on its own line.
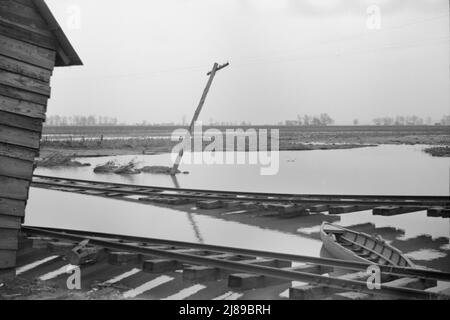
left=0, top=0, right=57, bottom=279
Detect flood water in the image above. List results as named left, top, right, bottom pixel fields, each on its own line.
left=25, top=188, right=322, bottom=257
left=36, top=145, right=449, bottom=195
left=28, top=145, right=450, bottom=262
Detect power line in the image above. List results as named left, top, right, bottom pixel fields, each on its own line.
left=56, top=14, right=448, bottom=80
left=225, top=14, right=449, bottom=65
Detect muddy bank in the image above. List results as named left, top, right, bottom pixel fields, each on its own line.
left=424, top=146, right=450, bottom=157
left=0, top=277, right=122, bottom=300
left=35, top=153, right=90, bottom=167
left=39, top=147, right=167, bottom=159
left=39, top=141, right=377, bottom=160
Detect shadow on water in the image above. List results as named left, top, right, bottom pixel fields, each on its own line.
left=25, top=188, right=323, bottom=257
left=169, top=174, right=204, bottom=244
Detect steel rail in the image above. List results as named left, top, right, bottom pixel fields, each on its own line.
left=31, top=181, right=445, bottom=207
left=32, top=177, right=450, bottom=207
left=22, top=225, right=450, bottom=282
left=33, top=174, right=450, bottom=202
left=21, top=226, right=448, bottom=300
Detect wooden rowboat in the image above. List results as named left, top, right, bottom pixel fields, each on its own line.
left=320, top=222, right=414, bottom=267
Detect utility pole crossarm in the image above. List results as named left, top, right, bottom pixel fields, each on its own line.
left=207, top=62, right=229, bottom=76
left=170, top=61, right=229, bottom=175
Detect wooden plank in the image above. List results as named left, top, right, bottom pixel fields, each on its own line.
left=11, top=0, right=35, bottom=8
left=0, top=217, right=21, bottom=233
left=373, top=206, right=424, bottom=216
left=0, top=54, right=52, bottom=82
left=0, top=197, right=25, bottom=217
left=0, top=84, right=48, bottom=106
left=427, top=207, right=450, bottom=218
left=0, top=1, right=52, bottom=32
left=0, top=249, right=17, bottom=269
left=0, top=34, right=55, bottom=69
left=308, top=204, right=329, bottom=213
left=0, top=15, right=52, bottom=37
left=0, top=155, right=34, bottom=180
left=0, top=175, right=30, bottom=200
left=0, top=110, right=42, bottom=131
left=289, top=272, right=369, bottom=299
left=0, top=93, right=46, bottom=118
left=0, top=142, right=37, bottom=162
left=228, top=264, right=325, bottom=290
left=329, top=205, right=373, bottom=214
left=0, top=69, right=51, bottom=96
left=0, top=19, right=56, bottom=51
left=427, top=207, right=443, bottom=217
left=1, top=216, right=21, bottom=231
left=0, top=124, right=40, bottom=149
left=0, top=0, right=47, bottom=21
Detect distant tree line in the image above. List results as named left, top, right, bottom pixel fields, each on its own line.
left=45, top=113, right=449, bottom=127
left=282, top=114, right=334, bottom=126
left=46, top=115, right=118, bottom=126
left=372, top=115, right=450, bottom=126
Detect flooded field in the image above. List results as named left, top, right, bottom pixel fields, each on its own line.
left=35, top=145, right=449, bottom=195
left=28, top=145, right=449, bottom=270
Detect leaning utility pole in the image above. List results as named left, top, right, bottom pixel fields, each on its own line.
left=170, top=62, right=229, bottom=175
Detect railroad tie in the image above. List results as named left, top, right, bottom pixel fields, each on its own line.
left=289, top=272, right=370, bottom=300
left=228, top=264, right=330, bottom=290
left=196, top=200, right=224, bottom=209
left=329, top=205, right=373, bottom=215
left=373, top=206, right=424, bottom=216
left=142, top=259, right=181, bottom=273
left=308, top=205, right=329, bottom=213
left=331, top=277, right=438, bottom=300
left=183, top=266, right=222, bottom=282
left=427, top=207, right=450, bottom=218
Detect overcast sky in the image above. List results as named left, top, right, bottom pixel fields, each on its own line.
left=46, top=0, right=449, bottom=125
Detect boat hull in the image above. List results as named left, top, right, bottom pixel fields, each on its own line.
left=320, top=226, right=371, bottom=264
left=320, top=222, right=414, bottom=268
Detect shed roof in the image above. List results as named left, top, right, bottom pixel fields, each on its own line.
left=32, top=0, right=83, bottom=67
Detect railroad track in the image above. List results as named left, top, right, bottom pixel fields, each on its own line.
left=32, top=175, right=450, bottom=218
left=20, top=226, right=450, bottom=300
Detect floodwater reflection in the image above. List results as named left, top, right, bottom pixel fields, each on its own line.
left=25, top=188, right=322, bottom=257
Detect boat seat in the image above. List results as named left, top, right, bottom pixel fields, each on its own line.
left=340, top=235, right=402, bottom=267
left=324, top=228, right=345, bottom=234
left=339, top=239, right=353, bottom=246
left=358, top=252, right=371, bottom=258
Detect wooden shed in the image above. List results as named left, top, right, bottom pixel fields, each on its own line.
left=0, top=0, right=82, bottom=281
